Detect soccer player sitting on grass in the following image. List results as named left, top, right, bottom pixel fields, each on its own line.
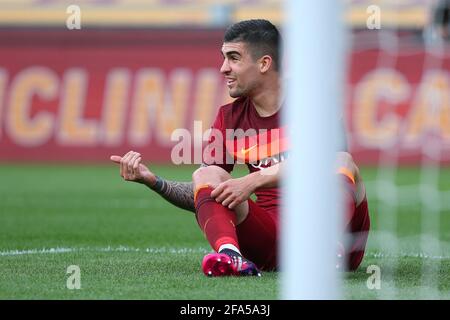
left=110, top=19, right=370, bottom=277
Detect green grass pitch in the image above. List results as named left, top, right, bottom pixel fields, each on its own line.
left=0, top=163, right=449, bottom=299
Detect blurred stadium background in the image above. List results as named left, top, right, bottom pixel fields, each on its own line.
left=0, top=0, right=449, bottom=299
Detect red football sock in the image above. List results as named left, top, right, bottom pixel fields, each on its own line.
left=194, top=186, right=240, bottom=252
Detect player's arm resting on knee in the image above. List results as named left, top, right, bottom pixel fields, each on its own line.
left=110, top=151, right=195, bottom=213
left=245, top=162, right=284, bottom=189
left=244, top=151, right=363, bottom=191
left=211, top=163, right=283, bottom=209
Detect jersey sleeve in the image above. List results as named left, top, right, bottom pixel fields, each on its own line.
left=202, top=107, right=235, bottom=173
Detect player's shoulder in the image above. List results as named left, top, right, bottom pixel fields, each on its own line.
left=217, top=96, right=249, bottom=116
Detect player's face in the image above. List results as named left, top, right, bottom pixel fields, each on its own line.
left=220, top=42, right=261, bottom=98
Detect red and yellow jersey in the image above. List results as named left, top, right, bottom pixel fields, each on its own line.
left=203, top=97, right=287, bottom=214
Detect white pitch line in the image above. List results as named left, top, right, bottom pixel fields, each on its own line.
left=0, top=247, right=449, bottom=260
left=0, top=246, right=211, bottom=257
left=365, top=251, right=450, bottom=260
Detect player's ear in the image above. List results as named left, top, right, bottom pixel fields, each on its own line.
left=259, top=55, right=272, bottom=73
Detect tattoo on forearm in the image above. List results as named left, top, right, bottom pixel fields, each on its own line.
left=151, top=177, right=195, bottom=212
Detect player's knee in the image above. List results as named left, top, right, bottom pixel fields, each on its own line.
left=337, top=151, right=366, bottom=206
left=337, top=151, right=360, bottom=183
left=192, top=165, right=231, bottom=188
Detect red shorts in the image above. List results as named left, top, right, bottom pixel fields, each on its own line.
left=236, top=200, right=278, bottom=270
left=236, top=197, right=370, bottom=271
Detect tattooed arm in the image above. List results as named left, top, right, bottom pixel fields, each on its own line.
left=110, top=151, right=195, bottom=213
left=150, top=178, right=194, bottom=212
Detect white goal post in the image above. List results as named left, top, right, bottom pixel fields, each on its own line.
left=281, top=0, right=347, bottom=299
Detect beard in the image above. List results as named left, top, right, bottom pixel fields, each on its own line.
left=229, top=88, right=244, bottom=98
left=228, top=83, right=251, bottom=98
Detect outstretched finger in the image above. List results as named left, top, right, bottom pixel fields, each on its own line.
left=110, top=155, right=122, bottom=164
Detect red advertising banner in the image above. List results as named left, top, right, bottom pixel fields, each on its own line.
left=348, top=36, right=450, bottom=164
left=0, top=29, right=449, bottom=164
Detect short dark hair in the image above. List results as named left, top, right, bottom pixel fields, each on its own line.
left=224, top=19, right=281, bottom=71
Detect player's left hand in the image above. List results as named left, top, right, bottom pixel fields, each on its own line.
left=211, top=176, right=255, bottom=210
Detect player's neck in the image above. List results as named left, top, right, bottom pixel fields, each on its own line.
left=250, top=80, right=281, bottom=117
